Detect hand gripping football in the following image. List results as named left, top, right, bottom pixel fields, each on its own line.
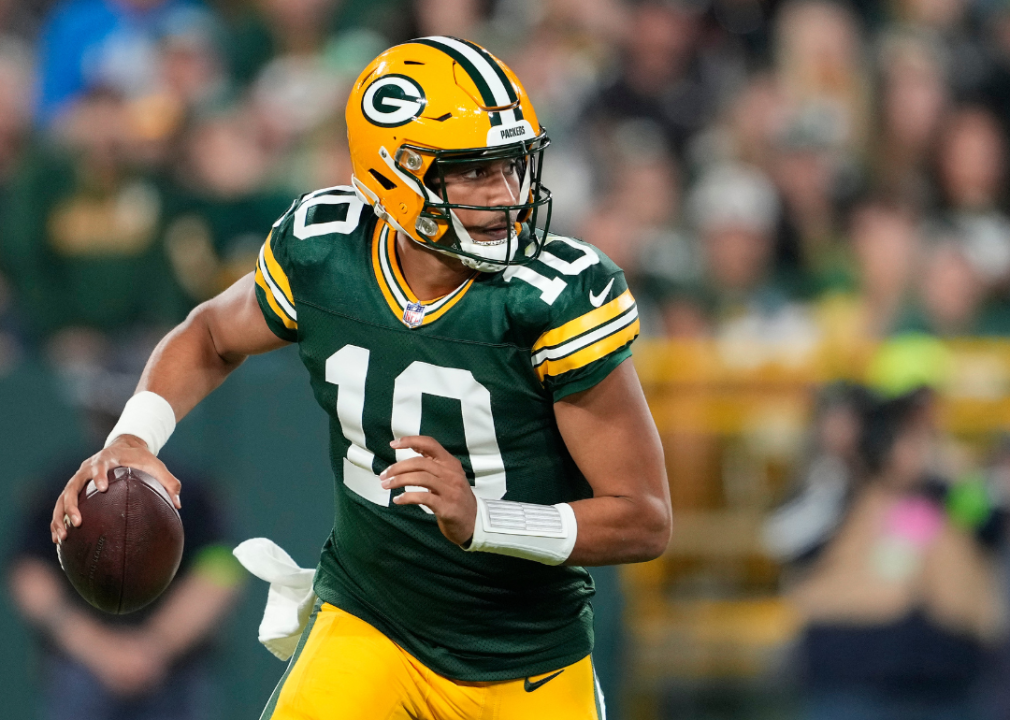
left=58, top=467, right=184, bottom=614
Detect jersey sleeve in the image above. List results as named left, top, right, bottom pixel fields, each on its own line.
left=531, top=237, right=640, bottom=401
left=253, top=205, right=299, bottom=343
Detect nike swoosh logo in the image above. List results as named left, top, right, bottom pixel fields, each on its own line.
left=524, top=669, right=564, bottom=692
left=589, top=278, right=614, bottom=307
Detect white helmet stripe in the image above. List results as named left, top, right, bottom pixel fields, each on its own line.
left=420, top=36, right=517, bottom=126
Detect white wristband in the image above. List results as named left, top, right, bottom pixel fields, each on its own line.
left=464, top=496, right=577, bottom=566
left=104, top=391, right=177, bottom=456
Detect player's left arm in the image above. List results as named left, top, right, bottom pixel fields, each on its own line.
left=554, top=357, right=671, bottom=565
left=383, top=359, right=671, bottom=565
left=385, top=241, right=670, bottom=565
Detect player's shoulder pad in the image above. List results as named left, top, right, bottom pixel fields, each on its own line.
left=269, top=184, right=370, bottom=262
left=506, top=234, right=634, bottom=339
left=256, top=185, right=371, bottom=337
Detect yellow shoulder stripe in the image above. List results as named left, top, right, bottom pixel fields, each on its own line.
left=533, top=289, right=634, bottom=352
left=262, top=231, right=294, bottom=306
left=535, top=318, right=639, bottom=381
left=255, top=266, right=297, bottom=330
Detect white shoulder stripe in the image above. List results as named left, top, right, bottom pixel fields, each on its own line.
left=258, top=246, right=298, bottom=322
left=532, top=305, right=638, bottom=367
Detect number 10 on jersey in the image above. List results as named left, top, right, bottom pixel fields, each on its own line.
left=325, top=345, right=508, bottom=511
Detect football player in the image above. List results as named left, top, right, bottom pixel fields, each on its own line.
left=52, top=37, right=672, bottom=720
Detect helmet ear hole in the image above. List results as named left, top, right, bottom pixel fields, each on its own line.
left=422, top=162, right=444, bottom=197
left=369, top=169, right=398, bottom=191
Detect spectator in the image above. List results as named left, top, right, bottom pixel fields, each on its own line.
left=786, top=342, right=1006, bottom=720
left=34, top=0, right=204, bottom=126
left=7, top=462, right=243, bottom=720
left=0, top=36, right=34, bottom=210
left=0, top=38, right=36, bottom=240
left=0, top=0, right=59, bottom=41
left=928, top=106, right=1010, bottom=288
left=815, top=197, right=922, bottom=357
left=410, top=0, right=492, bottom=41
left=162, top=106, right=293, bottom=304
left=888, top=0, right=988, bottom=99
left=586, top=1, right=717, bottom=158
left=769, top=112, right=854, bottom=287
left=872, top=33, right=950, bottom=204
left=578, top=127, right=696, bottom=336
left=690, top=71, right=789, bottom=171
left=773, top=0, right=870, bottom=161
left=2, top=88, right=185, bottom=342
left=687, top=162, right=820, bottom=358
left=897, top=240, right=1010, bottom=336
left=764, top=383, right=871, bottom=569
left=225, top=0, right=356, bottom=87
left=243, top=0, right=387, bottom=166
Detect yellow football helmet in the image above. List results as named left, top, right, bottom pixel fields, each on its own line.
left=346, top=36, right=552, bottom=272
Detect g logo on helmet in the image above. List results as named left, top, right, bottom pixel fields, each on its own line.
left=362, top=75, right=427, bottom=127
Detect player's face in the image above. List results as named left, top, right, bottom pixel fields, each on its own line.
left=438, top=158, right=522, bottom=245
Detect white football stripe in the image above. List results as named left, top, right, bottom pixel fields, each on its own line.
left=531, top=305, right=639, bottom=367
left=377, top=226, right=410, bottom=309
left=421, top=36, right=517, bottom=125
left=379, top=224, right=471, bottom=313
left=258, top=246, right=297, bottom=321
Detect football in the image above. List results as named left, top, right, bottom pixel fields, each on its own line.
left=58, top=466, right=184, bottom=614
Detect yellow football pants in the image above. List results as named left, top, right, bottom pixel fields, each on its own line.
left=261, top=602, right=606, bottom=720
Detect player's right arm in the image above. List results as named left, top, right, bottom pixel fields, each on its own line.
left=51, top=273, right=290, bottom=542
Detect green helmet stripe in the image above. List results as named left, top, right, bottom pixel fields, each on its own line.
left=413, top=38, right=501, bottom=121
left=458, top=38, right=518, bottom=103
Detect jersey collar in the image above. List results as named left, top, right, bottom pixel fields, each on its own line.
left=371, top=220, right=476, bottom=328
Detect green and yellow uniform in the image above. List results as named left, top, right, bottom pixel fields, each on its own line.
left=254, top=186, right=638, bottom=718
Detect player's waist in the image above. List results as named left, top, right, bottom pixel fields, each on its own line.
left=314, top=540, right=595, bottom=680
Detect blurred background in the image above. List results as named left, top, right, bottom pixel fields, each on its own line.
left=7, top=0, right=1010, bottom=719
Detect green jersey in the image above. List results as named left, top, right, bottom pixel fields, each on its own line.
left=253, top=185, right=640, bottom=681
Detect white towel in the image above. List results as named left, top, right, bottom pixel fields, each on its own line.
left=233, top=538, right=317, bottom=661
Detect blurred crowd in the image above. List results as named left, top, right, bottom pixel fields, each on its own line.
left=4, top=0, right=1010, bottom=372
left=10, top=0, right=1010, bottom=718
left=762, top=336, right=1010, bottom=720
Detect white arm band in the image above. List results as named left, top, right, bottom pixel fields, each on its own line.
left=104, top=391, right=177, bottom=456
left=464, top=496, right=577, bottom=566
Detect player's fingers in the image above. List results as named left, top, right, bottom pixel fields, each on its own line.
left=380, top=457, right=442, bottom=482
left=381, top=471, right=441, bottom=492
left=93, top=460, right=115, bottom=492
left=390, top=435, right=456, bottom=463
left=110, top=451, right=183, bottom=508
left=60, top=484, right=82, bottom=529
left=61, top=463, right=97, bottom=525
left=151, top=465, right=183, bottom=509
left=392, top=491, right=442, bottom=512
left=51, top=494, right=67, bottom=542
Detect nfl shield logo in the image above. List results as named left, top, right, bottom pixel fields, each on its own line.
left=402, top=301, right=426, bottom=328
